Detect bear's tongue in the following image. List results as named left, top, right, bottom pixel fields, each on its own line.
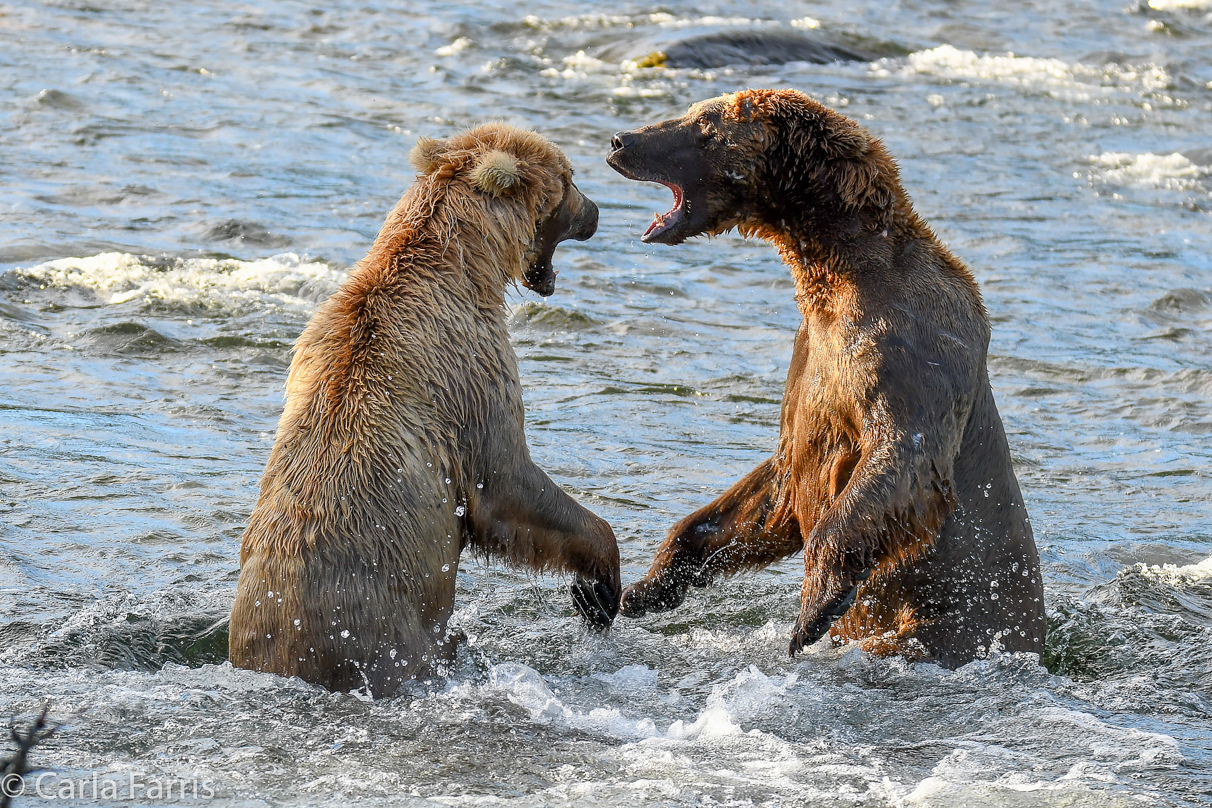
left=643, top=182, right=684, bottom=242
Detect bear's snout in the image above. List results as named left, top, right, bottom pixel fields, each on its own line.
left=568, top=194, right=598, bottom=242
left=606, top=132, right=648, bottom=180
left=610, top=131, right=640, bottom=153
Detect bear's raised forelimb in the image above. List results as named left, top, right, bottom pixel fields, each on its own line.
left=469, top=457, right=620, bottom=628
left=788, top=400, right=961, bottom=656
left=620, top=459, right=803, bottom=617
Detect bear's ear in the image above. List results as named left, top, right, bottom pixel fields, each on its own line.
left=470, top=150, right=523, bottom=197
left=410, top=136, right=448, bottom=174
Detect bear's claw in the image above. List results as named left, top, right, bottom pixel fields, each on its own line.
left=571, top=576, right=618, bottom=631
left=787, top=581, right=862, bottom=657
left=619, top=578, right=686, bottom=618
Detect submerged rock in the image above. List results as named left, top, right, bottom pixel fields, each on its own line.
left=646, top=30, right=877, bottom=69
left=204, top=218, right=290, bottom=248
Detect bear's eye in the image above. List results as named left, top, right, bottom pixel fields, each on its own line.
left=696, top=117, right=717, bottom=140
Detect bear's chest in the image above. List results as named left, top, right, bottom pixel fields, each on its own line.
left=781, top=319, right=875, bottom=432
left=775, top=319, right=875, bottom=504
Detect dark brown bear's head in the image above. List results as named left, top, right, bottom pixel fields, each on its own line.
left=411, top=124, right=599, bottom=296
left=606, top=89, right=897, bottom=245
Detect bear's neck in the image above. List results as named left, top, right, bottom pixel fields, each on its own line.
left=360, top=200, right=522, bottom=310
left=753, top=198, right=929, bottom=319
left=758, top=217, right=891, bottom=318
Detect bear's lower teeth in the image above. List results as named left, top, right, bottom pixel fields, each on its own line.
left=645, top=183, right=684, bottom=239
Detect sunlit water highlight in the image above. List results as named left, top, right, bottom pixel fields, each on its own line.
left=2, top=0, right=1211, bottom=805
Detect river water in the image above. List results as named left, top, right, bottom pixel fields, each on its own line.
left=2, top=0, right=1211, bottom=805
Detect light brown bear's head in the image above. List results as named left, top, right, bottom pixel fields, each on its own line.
left=410, top=124, right=598, bottom=296
left=606, top=89, right=898, bottom=245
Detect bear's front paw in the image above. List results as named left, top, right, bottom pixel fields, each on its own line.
left=571, top=575, right=619, bottom=631
left=788, top=583, right=861, bottom=657
left=619, top=577, right=686, bottom=618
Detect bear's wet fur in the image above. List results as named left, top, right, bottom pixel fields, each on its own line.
left=230, top=124, right=619, bottom=696
left=607, top=89, right=1045, bottom=665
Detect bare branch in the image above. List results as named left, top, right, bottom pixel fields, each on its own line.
left=1, top=704, right=58, bottom=808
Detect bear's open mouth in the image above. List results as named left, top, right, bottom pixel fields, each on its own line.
left=643, top=181, right=685, bottom=244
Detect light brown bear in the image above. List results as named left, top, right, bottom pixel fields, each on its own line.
left=607, top=89, right=1045, bottom=667
left=229, top=124, right=620, bottom=696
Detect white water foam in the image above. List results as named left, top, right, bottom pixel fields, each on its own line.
left=1137, top=555, right=1212, bottom=584
left=537, top=54, right=698, bottom=100
left=1147, top=0, right=1212, bottom=9
left=435, top=37, right=472, bottom=57
left=538, top=50, right=716, bottom=91
left=475, top=660, right=1185, bottom=805
left=487, top=661, right=820, bottom=745
left=479, top=661, right=799, bottom=743
left=902, top=705, right=1181, bottom=804
left=486, top=662, right=662, bottom=739
left=539, top=50, right=615, bottom=78
left=12, top=252, right=345, bottom=314
left=1089, top=152, right=1211, bottom=191
left=873, top=45, right=1169, bottom=98
left=1, top=654, right=1184, bottom=806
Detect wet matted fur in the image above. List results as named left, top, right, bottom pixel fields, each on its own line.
left=607, top=89, right=1045, bottom=666
left=230, top=124, right=618, bottom=696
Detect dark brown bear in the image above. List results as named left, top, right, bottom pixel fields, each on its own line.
left=230, top=124, right=620, bottom=696
left=607, top=89, right=1045, bottom=666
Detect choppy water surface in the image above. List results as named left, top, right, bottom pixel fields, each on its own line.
left=2, top=0, right=1211, bottom=805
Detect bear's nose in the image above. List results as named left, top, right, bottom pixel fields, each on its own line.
left=611, top=131, right=639, bottom=152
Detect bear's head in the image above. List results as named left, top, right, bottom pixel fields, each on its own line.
left=606, top=89, right=897, bottom=245
left=409, top=124, right=598, bottom=296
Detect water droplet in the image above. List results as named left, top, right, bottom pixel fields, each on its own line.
left=340, top=629, right=350, bottom=638
left=454, top=505, right=466, bottom=516
left=293, top=618, right=301, bottom=627
left=444, top=477, right=451, bottom=484
left=476, top=482, right=484, bottom=489
left=441, top=564, right=451, bottom=572
left=389, top=649, right=397, bottom=659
